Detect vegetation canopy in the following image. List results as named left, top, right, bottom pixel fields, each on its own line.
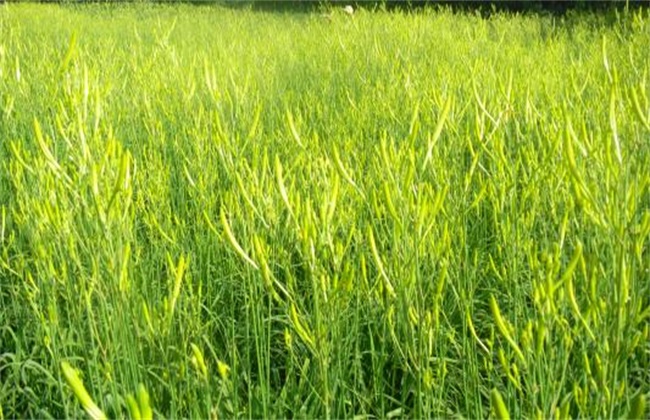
left=0, top=2, right=649, bottom=419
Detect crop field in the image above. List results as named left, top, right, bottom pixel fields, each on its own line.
left=0, top=2, right=649, bottom=419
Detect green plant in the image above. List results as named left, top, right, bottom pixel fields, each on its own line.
left=0, top=3, right=648, bottom=418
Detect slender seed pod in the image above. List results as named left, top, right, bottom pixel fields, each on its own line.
left=631, top=87, right=650, bottom=131
left=137, top=384, right=153, bottom=420
left=489, top=295, right=525, bottom=364
left=125, top=394, right=141, bottom=420
left=190, top=343, right=208, bottom=380
left=368, top=227, right=396, bottom=299
left=220, top=208, right=259, bottom=270
left=490, top=388, right=510, bottom=420
left=60, top=362, right=107, bottom=420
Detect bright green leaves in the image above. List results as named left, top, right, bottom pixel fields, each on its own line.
left=2, top=5, right=649, bottom=420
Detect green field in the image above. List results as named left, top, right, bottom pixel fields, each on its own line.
left=0, top=3, right=649, bottom=418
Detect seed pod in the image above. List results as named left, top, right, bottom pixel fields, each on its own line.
left=217, top=360, right=231, bottom=381
left=594, top=353, right=604, bottom=385
left=490, top=388, right=510, bottom=420
left=137, top=384, right=153, bottom=420
left=408, top=306, right=418, bottom=326
left=382, top=182, right=400, bottom=226
left=125, top=394, right=141, bottom=420
left=489, top=295, right=525, bottom=364
left=190, top=343, right=208, bottom=380
left=498, top=348, right=510, bottom=376
left=631, top=87, right=650, bottom=130
left=602, top=35, right=612, bottom=83
left=510, top=363, right=520, bottom=388
left=220, top=209, right=259, bottom=270
left=609, top=86, right=622, bottom=165
left=422, top=95, right=452, bottom=171
left=142, top=300, right=154, bottom=335
left=274, top=155, right=296, bottom=223
left=466, top=308, right=490, bottom=354
left=284, top=328, right=293, bottom=350
left=368, top=227, right=396, bottom=299
left=564, top=243, right=595, bottom=342
left=252, top=236, right=282, bottom=302
left=557, top=399, right=570, bottom=420
left=60, top=362, right=107, bottom=420
left=290, top=304, right=315, bottom=351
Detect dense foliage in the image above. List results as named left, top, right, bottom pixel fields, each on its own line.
left=0, top=3, right=649, bottom=419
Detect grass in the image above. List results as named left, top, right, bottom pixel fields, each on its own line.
left=0, top=2, right=649, bottom=418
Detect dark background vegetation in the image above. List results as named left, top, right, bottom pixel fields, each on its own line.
left=243, top=1, right=648, bottom=14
